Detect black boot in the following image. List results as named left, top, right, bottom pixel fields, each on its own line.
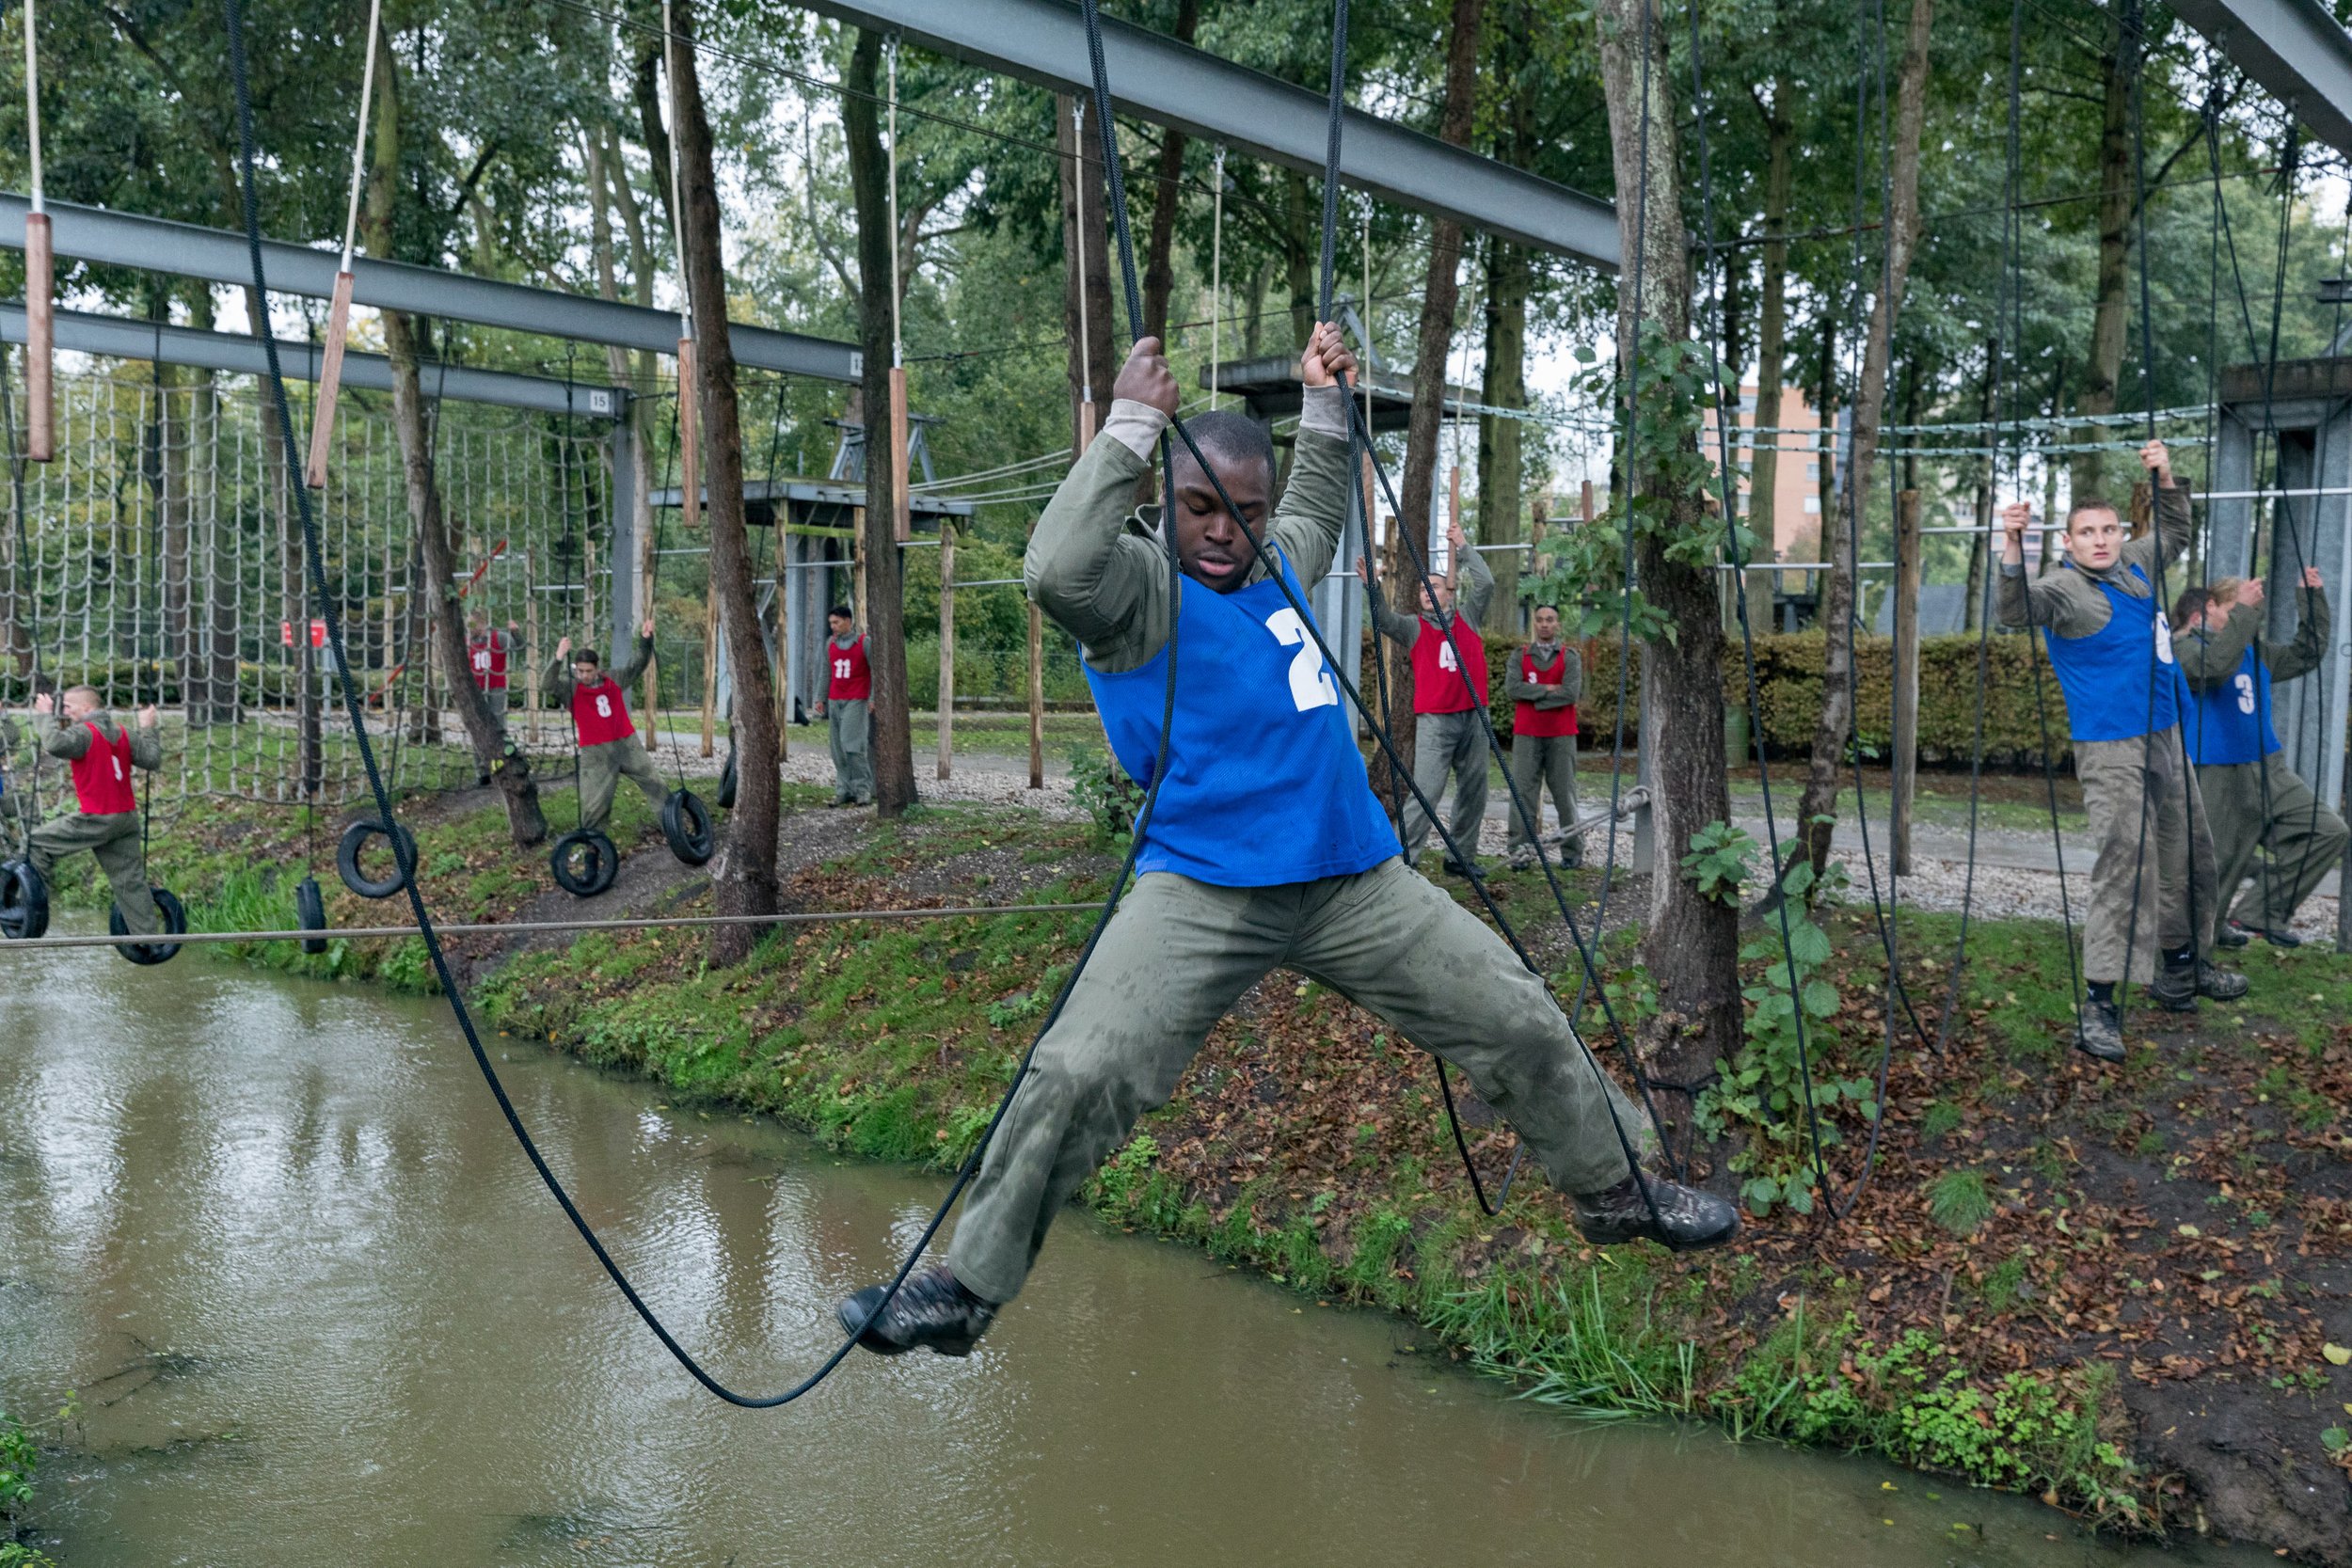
left=2197, top=959, right=2249, bottom=999
left=2148, top=963, right=2201, bottom=1013
left=2075, top=999, right=2125, bottom=1062
left=2216, top=920, right=2251, bottom=949
left=837, top=1265, right=997, bottom=1357
left=2259, top=926, right=2303, bottom=949
left=1573, top=1172, right=1740, bottom=1252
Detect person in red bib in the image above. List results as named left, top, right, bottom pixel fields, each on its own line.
left=825, top=604, right=874, bottom=807
left=548, top=620, right=667, bottom=832
left=1505, top=602, right=1582, bottom=869
left=466, top=617, right=518, bottom=718
left=1360, top=519, right=1493, bottom=873
left=26, top=685, right=163, bottom=934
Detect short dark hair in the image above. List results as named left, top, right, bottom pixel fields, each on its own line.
left=2065, top=496, right=2122, bottom=529
left=2172, top=585, right=2216, bottom=626
left=1534, top=602, right=1561, bottom=615
left=828, top=603, right=853, bottom=621
left=1169, top=410, right=1277, bottom=491
left=570, top=648, right=601, bottom=667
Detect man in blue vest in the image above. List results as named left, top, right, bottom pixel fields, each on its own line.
left=1995, top=440, right=2243, bottom=1062
left=834, top=325, right=1737, bottom=1357
left=2173, top=568, right=2345, bottom=948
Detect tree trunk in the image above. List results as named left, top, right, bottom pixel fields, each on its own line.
left=847, top=30, right=918, bottom=818
left=1791, top=0, right=1934, bottom=879
left=1373, top=0, right=1486, bottom=808
left=1478, top=233, right=1529, bottom=632
left=1749, top=84, right=1791, bottom=582
left=1138, top=0, right=1198, bottom=353
left=1595, top=0, right=1740, bottom=1167
left=673, top=0, right=785, bottom=956
left=361, top=20, right=545, bottom=844
left=2072, top=35, right=2133, bottom=502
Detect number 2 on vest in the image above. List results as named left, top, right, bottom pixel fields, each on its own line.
left=1263, top=609, right=1338, bottom=712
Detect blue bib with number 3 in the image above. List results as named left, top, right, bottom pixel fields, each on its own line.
left=2183, top=640, right=2280, bottom=766
left=1086, top=546, right=1401, bottom=886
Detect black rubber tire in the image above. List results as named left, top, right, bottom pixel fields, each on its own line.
left=549, top=829, right=618, bottom=896
left=661, top=788, right=715, bottom=866
left=295, top=874, right=330, bottom=955
left=717, top=750, right=738, bottom=810
left=0, top=858, right=49, bottom=942
left=337, top=819, right=417, bottom=900
left=109, top=886, right=186, bottom=966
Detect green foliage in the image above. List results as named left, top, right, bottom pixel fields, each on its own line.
left=1679, top=819, right=1758, bottom=905
left=0, top=1411, right=33, bottom=1519
left=1928, top=1169, right=1996, bottom=1237
left=1066, top=743, right=1143, bottom=850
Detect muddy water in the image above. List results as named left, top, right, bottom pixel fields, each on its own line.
left=0, top=930, right=2272, bottom=1568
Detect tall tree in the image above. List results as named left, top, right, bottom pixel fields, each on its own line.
left=846, top=29, right=918, bottom=816
left=1790, top=0, right=1934, bottom=879
left=670, top=0, right=785, bottom=956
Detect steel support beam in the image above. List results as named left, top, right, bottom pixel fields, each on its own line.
left=2169, top=0, right=2352, bottom=162
left=0, top=195, right=865, bottom=383
left=797, top=0, right=1619, bottom=270
left=0, top=302, right=627, bottom=418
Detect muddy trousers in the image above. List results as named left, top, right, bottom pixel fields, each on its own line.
left=577, top=736, right=668, bottom=832
left=2196, top=757, right=2349, bottom=933
left=828, top=698, right=872, bottom=805
left=28, top=811, right=155, bottom=935
left=1507, top=734, right=1579, bottom=863
left=1398, top=709, right=1488, bottom=863
left=945, top=858, right=1647, bottom=1305
left=2075, top=726, right=2217, bottom=986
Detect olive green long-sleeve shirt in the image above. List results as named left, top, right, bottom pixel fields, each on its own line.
left=1369, top=545, right=1494, bottom=647
left=1994, top=484, right=2192, bottom=636
left=2176, top=586, right=2332, bottom=691
left=545, top=634, right=655, bottom=707
left=1026, top=387, right=1356, bottom=675
left=34, top=712, right=163, bottom=770
left=1503, top=640, right=1582, bottom=708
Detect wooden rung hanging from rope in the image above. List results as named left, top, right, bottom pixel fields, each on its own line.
left=677, top=337, right=700, bottom=526
left=309, top=0, right=383, bottom=489
left=22, top=0, right=50, bottom=463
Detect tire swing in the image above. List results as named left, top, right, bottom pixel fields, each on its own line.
left=549, top=828, right=618, bottom=896
left=0, top=858, right=48, bottom=941
left=294, top=874, right=330, bottom=955
left=716, top=749, right=737, bottom=809
left=109, top=886, right=185, bottom=966
left=661, top=788, right=714, bottom=866
left=337, top=818, right=417, bottom=899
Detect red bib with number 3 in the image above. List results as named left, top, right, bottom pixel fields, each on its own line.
left=71, top=721, right=137, bottom=816
left=1410, top=617, right=1488, bottom=714
left=571, top=678, right=635, bottom=746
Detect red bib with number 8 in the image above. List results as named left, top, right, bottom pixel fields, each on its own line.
left=571, top=679, right=635, bottom=746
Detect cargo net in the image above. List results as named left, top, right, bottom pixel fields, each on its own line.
left=0, top=360, right=614, bottom=815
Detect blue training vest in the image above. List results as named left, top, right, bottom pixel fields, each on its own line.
left=2042, top=563, right=2180, bottom=743
left=1085, top=546, right=1401, bottom=887
left=2183, top=640, right=2280, bottom=766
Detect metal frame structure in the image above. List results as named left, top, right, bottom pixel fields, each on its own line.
left=2169, top=0, right=2352, bottom=160
left=0, top=195, right=864, bottom=382
left=797, top=0, right=1620, bottom=269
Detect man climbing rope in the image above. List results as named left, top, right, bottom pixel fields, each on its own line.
left=548, top=622, right=666, bottom=834
left=1504, top=602, right=1581, bottom=870
left=834, top=325, right=1737, bottom=1359
left=24, top=686, right=162, bottom=934
left=1995, top=439, right=2243, bottom=1061
left=1359, top=521, right=1492, bottom=875
left=824, top=604, right=873, bottom=808
left=2174, top=568, right=2346, bottom=948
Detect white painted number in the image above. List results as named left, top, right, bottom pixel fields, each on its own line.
left=1264, top=608, right=1338, bottom=712
left=834, top=657, right=853, bottom=680
left=1438, top=641, right=1459, bottom=673
left=473, top=650, right=490, bottom=672
left=2154, top=613, right=2176, bottom=665
left=595, top=695, right=612, bottom=719
left=111, top=754, right=124, bottom=781
left=2233, top=672, right=2257, bottom=715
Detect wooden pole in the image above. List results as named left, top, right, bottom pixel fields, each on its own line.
left=1890, top=486, right=1922, bottom=876
left=676, top=338, right=700, bottom=531
left=700, top=573, right=719, bottom=756
left=936, top=521, right=955, bottom=779
left=523, top=551, right=541, bottom=750
left=1025, top=597, right=1045, bottom=789
left=24, top=212, right=51, bottom=463
left=889, top=364, right=912, bottom=544
left=306, top=271, right=355, bottom=488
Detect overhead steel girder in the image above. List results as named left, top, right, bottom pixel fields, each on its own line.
left=2169, top=0, right=2352, bottom=163
left=0, top=195, right=866, bottom=384
left=0, top=302, right=628, bottom=419
left=796, top=0, right=1620, bottom=271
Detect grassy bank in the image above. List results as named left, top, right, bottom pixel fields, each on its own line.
left=47, top=780, right=2350, bottom=1559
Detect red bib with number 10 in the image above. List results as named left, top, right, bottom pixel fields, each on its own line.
left=571, top=679, right=636, bottom=746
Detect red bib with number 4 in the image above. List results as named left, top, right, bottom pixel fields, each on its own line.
left=1410, top=618, right=1487, bottom=714
left=829, top=635, right=871, bottom=701
left=72, top=721, right=136, bottom=816
left=571, top=678, right=635, bottom=746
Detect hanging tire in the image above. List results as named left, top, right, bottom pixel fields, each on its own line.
left=661, top=789, right=715, bottom=866
left=295, top=874, right=330, bottom=955
left=550, top=829, right=618, bottom=897
left=109, top=886, right=186, bottom=966
left=337, top=818, right=416, bottom=899
left=0, top=858, right=48, bottom=942
left=717, top=750, right=738, bottom=810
